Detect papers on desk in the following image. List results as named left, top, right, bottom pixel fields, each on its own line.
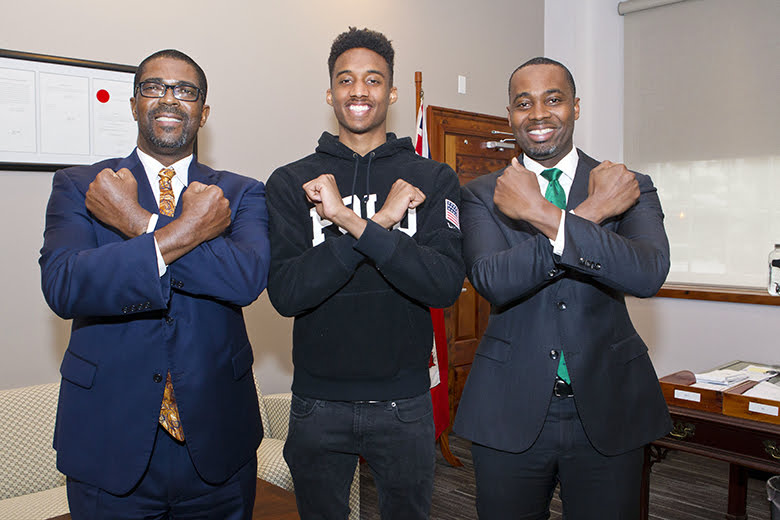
left=743, top=381, right=780, bottom=401
left=692, top=365, right=780, bottom=391
left=740, top=365, right=780, bottom=382
left=694, top=369, right=748, bottom=386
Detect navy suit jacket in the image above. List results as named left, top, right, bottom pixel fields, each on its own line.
left=453, top=150, right=672, bottom=456
left=39, top=150, right=270, bottom=494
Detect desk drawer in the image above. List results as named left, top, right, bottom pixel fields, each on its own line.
left=666, top=411, right=780, bottom=467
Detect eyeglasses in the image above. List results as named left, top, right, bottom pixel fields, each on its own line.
left=136, top=81, right=202, bottom=102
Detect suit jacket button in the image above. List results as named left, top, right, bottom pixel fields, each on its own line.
left=594, top=263, right=602, bottom=270
left=550, top=349, right=559, bottom=360
left=165, top=316, right=174, bottom=324
left=548, top=269, right=557, bottom=278
left=122, top=306, right=128, bottom=314
left=153, top=373, right=163, bottom=383
left=557, top=301, right=567, bottom=311
left=177, top=281, right=184, bottom=288
left=579, top=257, right=586, bottom=265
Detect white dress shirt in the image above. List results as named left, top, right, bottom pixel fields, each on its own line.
left=136, top=148, right=193, bottom=276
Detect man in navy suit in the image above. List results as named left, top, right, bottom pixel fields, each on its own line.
left=39, top=49, right=270, bottom=519
left=453, top=57, right=671, bottom=519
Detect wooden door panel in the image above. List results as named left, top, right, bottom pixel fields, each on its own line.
left=449, top=365, right=472, bottom=419
left=449, top=281, right=489, bottom=367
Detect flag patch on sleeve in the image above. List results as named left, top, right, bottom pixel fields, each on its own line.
left=445, top=199, right=460, bottom=230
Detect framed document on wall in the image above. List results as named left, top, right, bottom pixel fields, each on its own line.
left=0, top=49, right=137, bottom=171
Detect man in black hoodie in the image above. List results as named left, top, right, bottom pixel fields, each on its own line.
left=266, top=28, right=465, bottom=519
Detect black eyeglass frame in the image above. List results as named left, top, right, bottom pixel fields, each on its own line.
left=135, top=81, right=203, bottom=102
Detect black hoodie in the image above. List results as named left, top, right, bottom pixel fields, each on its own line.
left=267, top=132, right=465, bottom=400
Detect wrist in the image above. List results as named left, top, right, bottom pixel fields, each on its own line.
left=573, top=198, right=604, bottom=225
left=370, top=210, right=395, bottom=230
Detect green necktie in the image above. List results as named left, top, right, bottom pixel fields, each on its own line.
left=541, top=168, right=570, bottom=384
left=541, top=168, right=566, bottom=210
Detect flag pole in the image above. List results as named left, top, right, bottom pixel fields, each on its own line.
left=415, top=71, right=422, bottom=116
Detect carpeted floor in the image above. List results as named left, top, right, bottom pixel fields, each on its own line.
left=359, top=435, right=773, bottom=519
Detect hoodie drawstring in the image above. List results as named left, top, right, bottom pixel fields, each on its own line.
left=349, top=152, right=377, bottom=207
left=349, top=153, right=360, bottom=209
left=363, top=152, right=375, bottom=203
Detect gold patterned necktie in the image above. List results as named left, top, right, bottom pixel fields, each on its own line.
left=158, top=167, right=176, bottom=217
left=157, top=167, right=184, bottom=440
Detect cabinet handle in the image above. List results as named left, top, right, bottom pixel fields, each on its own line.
left=764, top=440, right=780, bottom=460
left=669, top=422, right=695, bottom=440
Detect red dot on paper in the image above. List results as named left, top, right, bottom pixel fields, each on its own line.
left=96, top=89, right=110, bottom=103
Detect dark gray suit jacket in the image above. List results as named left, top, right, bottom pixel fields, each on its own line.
left=453, top=150, right=672, bottom=456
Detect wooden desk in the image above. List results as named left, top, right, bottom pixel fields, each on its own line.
left=641, top=404, right=780, bottom=520
left=47, top=478, right=299, bottom=520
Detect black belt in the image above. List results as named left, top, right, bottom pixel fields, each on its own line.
left=553, top=377, right=574, bottom=398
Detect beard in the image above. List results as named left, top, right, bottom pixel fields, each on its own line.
left=142, top=107, right=192, bottom=150
left=522, top=141, right=562, bottom=162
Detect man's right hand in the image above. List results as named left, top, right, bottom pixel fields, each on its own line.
left=302, top=174, right=368, bottom=239
left=493, top=157, right=562, bottom=240
left=85, top=168, right=151, bottom=238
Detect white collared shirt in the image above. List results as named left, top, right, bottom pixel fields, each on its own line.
left=522, top=146, right=579, bottom=255
left=136, top=148, right=193, bottom=276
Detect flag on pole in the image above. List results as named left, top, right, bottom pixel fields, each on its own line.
left=415, top=99, right=451, bottom=440
left=414, top=99, right=430, bottom=157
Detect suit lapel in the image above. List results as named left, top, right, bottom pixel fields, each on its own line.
left=566, top=149, right=592, bottom=211
left=121, top=150, right=158, bottom=214
left=177, top=157, right=216, bottom=217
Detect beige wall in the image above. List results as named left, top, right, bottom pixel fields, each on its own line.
left=0, top=0, right=545, bottom=392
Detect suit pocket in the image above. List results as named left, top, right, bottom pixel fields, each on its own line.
left=475, top=334, right=512, bottom=363
left=60, top=350, right=97, bottom=389
left=609, top=334, right=648, bottom=364
left=232, top=342, right=254, bottom=380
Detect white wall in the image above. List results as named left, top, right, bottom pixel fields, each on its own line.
left=0, top=0, right=545, bottom=392
left=544, top=0, right=780, bottom=376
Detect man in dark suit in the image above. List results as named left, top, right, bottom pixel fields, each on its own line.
left=39, top=49, right=270, bottom=519
left=453, top=57, right=671, bottom=519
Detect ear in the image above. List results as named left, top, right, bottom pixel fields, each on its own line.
left=130, top=97, right=138, bottom=121
left=573, top=97, right=580, bottom=121
left=389, top=86, right=398, bottom=105
left=199, top=104, right=210, bottom=128
left=326, top=89, right=333, bottom=107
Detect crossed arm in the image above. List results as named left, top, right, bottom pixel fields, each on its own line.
left=267, top=169, right=464, bottom=317
left=464, top=158, right=669, bottom=307
left=40, top=167, right=269, bottom=318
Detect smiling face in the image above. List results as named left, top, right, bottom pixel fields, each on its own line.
left=507, top=64, right=579, bottom=167
left=130, top=57, right=210, bottom=165
left=326, top=47, right=397, bottom=153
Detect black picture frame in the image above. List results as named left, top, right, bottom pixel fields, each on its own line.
left=0, top=49, right=137, bottom=171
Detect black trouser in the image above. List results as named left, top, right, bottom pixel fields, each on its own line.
left=471, top=395, right=643, bottom=520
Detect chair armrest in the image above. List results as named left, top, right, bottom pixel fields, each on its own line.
left=262, top=393, right=291, bottom=440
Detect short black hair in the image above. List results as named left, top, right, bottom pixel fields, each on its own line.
left=508, top=57, right=576, bottom=98
left=328, top=27, right=395, bottom=84
left=134, top=49, right=208, bottom=102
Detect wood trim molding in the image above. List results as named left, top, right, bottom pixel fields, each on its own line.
left=656, top=284, right=780, bottom=306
